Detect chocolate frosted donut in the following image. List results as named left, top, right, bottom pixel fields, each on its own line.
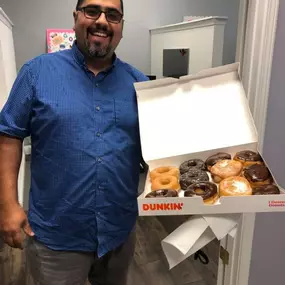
left=252, top=185, right=280, bottom=195
left=146, top=189, right=178, bottom=198
left=180, top=159, right=206, bottom=174
left=243, top=164, right=272, bottom=186
left=184, top=182, right=218, bottom=204
left=205, top=153, right=231, bottom=170
left=180, top=169, right=209, bottom=190
left=234, top=150, right=262, bottom=166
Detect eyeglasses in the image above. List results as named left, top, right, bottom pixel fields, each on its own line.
left=77, top=5, right=123, bottom=24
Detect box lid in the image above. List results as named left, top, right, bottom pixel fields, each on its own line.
left=134, top=63, right=258, bottom=163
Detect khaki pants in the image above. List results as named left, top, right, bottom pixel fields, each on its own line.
left=25, top=232, right=135, bottom=285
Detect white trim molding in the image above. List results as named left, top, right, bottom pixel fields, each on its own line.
left=241, top=0, right=280, bottom=152
left=235, top=0, right=249, bottom=72
left=150, top=16, right=228, bottom=35
left=0, top=7, right=14, bottom=29
left=224, top=1, right=280, bottom=285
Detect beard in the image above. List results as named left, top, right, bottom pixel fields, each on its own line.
left=85, top=39, right=112, bottom=59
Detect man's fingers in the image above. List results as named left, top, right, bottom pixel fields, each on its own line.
left=12, top=231, right=24, bottom=249
left=22, top=220, right=35, bottom=237
left=4, top=235, right=17, bottom=248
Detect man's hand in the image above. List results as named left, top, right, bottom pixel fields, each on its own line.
left=0, top=202, right=34, bottom=249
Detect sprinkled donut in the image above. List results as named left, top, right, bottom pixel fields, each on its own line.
left=179, top=159, right=206, bottom=174
left=180, top=169, right=209, bottom=190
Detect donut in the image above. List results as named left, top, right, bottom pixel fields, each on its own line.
left=184, top=182, right=218, bottom=205
left=243, top=164, right=272, bottom=187
left=150, top=166, right=179, bottom=181
left=180, top=169, right=209, bottom=190
left=234, top=150, right=263, bottom=167
left=210, top=160, right=243, bottom=183
left=146, top=189, right=178, bottom=198
left=205, top=152, right=231, bottom=171
left=219, top=176, right=252, bottom=196
left=179, top=159, right=206, bottom=174
left=252, top=184, right=280, bottom=195
left=151, top=175, right=180, bottom=191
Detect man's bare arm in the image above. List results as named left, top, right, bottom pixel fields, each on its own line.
left=0, top=135, right=34, bottom=249
left=0, top=135, right=22, bottom=203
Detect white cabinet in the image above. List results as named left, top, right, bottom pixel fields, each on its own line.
left=151, top=17, right=227, bottom=78
left=0, top=8, right=16, bottom=109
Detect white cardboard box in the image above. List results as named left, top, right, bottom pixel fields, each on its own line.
left=134, top=63, right=285, bottom=216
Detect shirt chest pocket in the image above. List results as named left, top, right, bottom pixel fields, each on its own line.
left=114, top=99, right=139, bottom=130
left=114, top=99, right=140, bottom=148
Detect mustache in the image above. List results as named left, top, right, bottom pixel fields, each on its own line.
left=87, top=25, right=113, bottom=37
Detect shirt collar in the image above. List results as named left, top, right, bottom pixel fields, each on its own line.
left=72, top=42, right=118, bottom=71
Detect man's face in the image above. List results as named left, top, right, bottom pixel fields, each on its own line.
left=73, top=0, right=123, bottom=59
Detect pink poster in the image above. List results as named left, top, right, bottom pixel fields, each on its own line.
left=46, top=29, right=76, bottom=53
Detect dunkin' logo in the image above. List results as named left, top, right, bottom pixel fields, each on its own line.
left=143, top=203, right=184, bottom=211
left=268, top=200, right=285, bottom=207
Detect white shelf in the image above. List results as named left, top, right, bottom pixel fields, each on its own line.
left=150, top=16, right=228, bottom=78
left=150, top=16, right=228, bottom=34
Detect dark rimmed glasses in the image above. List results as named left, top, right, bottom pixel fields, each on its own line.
left=77, top=5, right=123, bottom=24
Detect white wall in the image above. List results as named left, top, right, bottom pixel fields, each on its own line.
left=249, top=1, right=285, bottom=284
left=0, top=10, right=16, bottom=103
left=0, top=0, right=240, bottom=74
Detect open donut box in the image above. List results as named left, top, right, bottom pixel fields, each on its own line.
left=134, top=63, right=285, bottom=216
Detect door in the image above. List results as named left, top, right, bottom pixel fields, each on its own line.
left=0, top=40, right=7, bottom=110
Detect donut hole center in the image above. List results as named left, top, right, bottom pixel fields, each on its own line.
left=188, top=162, right=197, bottom=167
left=195, top=188, right=206, bottom=194
left=161, top=178, right=171, bottom=185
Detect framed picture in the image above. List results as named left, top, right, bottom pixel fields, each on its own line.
left=46, top=29, right=76, bottom=53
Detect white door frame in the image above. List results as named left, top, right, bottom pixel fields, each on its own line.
left=221, top=1, right=280, bottom=285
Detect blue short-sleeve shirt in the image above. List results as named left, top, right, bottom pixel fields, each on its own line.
left=0, top=43, right=148, bottom=256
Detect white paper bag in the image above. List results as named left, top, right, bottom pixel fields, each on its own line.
left=161, top=214, right=241, bottom=269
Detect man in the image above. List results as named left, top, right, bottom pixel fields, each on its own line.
left=0, top=0, right=148, bottom=284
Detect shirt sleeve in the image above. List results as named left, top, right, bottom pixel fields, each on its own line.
left=0, top=63, right=34, bottom=139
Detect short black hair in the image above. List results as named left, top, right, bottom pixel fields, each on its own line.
left=76, top=0, right=124, bottom=14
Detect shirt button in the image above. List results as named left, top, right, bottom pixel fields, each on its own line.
left=96, top=106, right=100, bottom=111
left=95, top=83, right=99, bottom=87
left=96, top=132, right=101, bottom=137
left=97, top=157, right=102, bottom=163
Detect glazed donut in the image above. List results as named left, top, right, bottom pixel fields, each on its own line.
left=234, top=150, right=262, bottom=167
left=184, top=182, right=218, bottom=205
left=219, top=176, right=252, bottom=196
left=210, top=160, right=243, bottom=183
left=179, top=159, right=206, bottom=174
left=205, top=152, right=231, bottom=171
left=150, top=166, right=179, bottom=181
left=146, top=189, right=178, bottom=198
left=243, top=164, right=272, bottom=187
left=180, top=169, right=209, bottom=190
left=252, top=184, right=280, bottom=195
left=151, top=175, right=180, bottom=191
